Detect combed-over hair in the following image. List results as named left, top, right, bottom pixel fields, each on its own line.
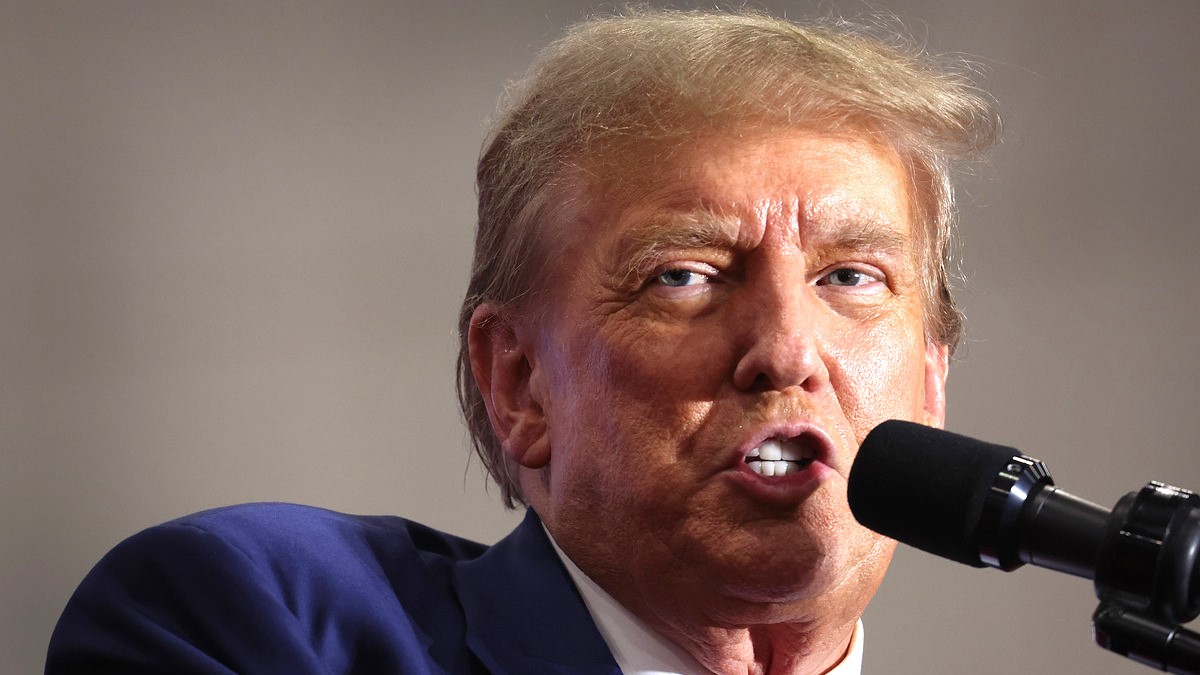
left=457, top=8, right=999, bottom=507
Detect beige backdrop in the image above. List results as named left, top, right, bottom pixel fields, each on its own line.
left=5, top=1, right=1200, bottom=674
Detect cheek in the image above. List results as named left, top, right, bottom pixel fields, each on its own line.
left=539, top=323, right=725, bottom=516
left=591, top=318, right=729, bottom=412
left=829, top=317, right=928, bottom=441
left=543, top=319, right=728, bottom=477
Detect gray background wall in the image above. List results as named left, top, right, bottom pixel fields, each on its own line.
left=4, top=1, right=1199, bottom=673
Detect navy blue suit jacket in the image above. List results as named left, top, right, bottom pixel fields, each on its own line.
left=46, top=504, right=621, bottom=674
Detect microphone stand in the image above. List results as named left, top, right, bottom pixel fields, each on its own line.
left=1090, top=482, right=1200, bottom=673
left=1093, top=603, right=1200, bottom=673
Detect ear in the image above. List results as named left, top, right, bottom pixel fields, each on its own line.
left=467, top=304, right=552, bottom=469
left=922, top=341, right=950, bottom=429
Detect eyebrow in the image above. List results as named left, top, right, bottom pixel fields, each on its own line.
left=611, top=200, right=918, bottom=287
left=613, top=208, right=741, bottom=286
left=802, top=200, right=915, bottom=260
left=809, top=221, right=912, bottom=256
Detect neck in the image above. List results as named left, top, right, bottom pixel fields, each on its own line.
left=544, top=520, right=860, bottom=674
left=647, top=606, right=857, bottom=675
left=570, top=536, right=863, bottom=674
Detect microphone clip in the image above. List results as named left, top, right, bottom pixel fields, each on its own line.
left=1092, top=482, right=1200, bottom=673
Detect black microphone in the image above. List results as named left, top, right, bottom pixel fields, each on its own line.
left=848, top=420, right=1200, bottom=673
left=847, top=420, right=1110, bottom=578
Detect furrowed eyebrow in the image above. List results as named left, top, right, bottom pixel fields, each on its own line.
left=609, top=201, right=917, bottom=288
left=804, top=200, right=914, bottom=260
left=817, top=225, right=911, bottom=256
left=614, top=211, right=740, bottom=286
left=806, top=223, right=918, bottom=285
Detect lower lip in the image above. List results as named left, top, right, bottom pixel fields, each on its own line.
left=725, top=461, right=836, bottom=503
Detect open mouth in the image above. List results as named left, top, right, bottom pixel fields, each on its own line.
left=744, top=436, right=819, bottom=476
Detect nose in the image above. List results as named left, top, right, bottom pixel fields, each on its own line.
left=731, top=269, right=830, bottom=394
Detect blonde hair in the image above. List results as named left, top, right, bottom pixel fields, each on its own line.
left=457, top=8, right=999, bottom=507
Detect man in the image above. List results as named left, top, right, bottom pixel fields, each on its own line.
left=47, top=9, right=997, bottom=674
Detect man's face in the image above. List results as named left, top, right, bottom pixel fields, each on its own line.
left=495, top=127, right=946, bottom=622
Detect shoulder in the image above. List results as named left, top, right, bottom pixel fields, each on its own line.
left=97, top=502, right=489, bottom=598
left=94, top=502, right=491, bottom=616
left=47, top=503, right=491, bottom=674
left=164, top=502, right=489, bottom=568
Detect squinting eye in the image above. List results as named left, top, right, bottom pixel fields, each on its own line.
left=655, top=269, right=710, bottom=287
left=821, top=268, right=876, bottom=287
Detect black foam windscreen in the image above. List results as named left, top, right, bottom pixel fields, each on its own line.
left=847, top=420, right=1023, bottom=567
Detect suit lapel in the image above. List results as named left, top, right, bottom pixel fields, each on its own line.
left=452, top=510, right=622, bottom=675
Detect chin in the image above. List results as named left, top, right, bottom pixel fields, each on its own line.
left=703, top=522, right=894, bottom=612
left=717, top=552, right=843, bottom=603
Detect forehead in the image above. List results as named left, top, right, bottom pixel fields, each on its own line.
left=577, top=128, right=915, bottom=251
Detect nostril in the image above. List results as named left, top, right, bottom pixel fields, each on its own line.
left=745, top=371, right=775, bottom=394
left=733, top=345, right=826, bottom=393
left=732, top=328, right=828, bottom=394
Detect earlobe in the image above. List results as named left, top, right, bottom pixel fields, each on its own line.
left=922, top=341, right=950, bottom=429
left=467, top=305, right=552, bottom=469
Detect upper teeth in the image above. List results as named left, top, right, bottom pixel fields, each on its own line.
left=747, top=438, right=805, bottom=461
left=745, top=438, right=812, bottom=477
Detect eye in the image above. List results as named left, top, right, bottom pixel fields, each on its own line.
left=818, top=267, right=880, bottom=288
left=654, top=268, right=711, bottom=288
